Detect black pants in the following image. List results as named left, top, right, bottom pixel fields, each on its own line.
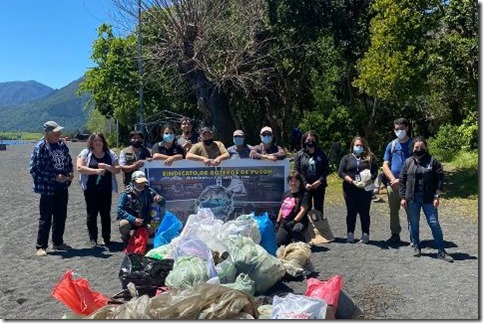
left=343, top=187, right=372, bottom=234
left=276, top=219, right=306, bottom=246
left=307, top=186, right=326, bottom=215
left=36, top=190, right=68, bottom=249
left=84, top=189, right=112, bottom=243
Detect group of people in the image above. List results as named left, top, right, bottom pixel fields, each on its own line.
left=29, top=117, right=453, bottom=262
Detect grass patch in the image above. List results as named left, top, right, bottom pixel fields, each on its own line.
left=0, top=132, right=43, bottom=141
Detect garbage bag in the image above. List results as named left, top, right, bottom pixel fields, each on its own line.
left=219, top=214, right=261, bottom=244
left=153, top=210, right=182, bottom=248
left=125, top=226, right=149, bottom=255
left=86, top=283, right=259, bottom=319
left=118, top=254, right=174, bottom=297
left=305, top=275, right=343, bottom=312
left=221, top=273, right=256, bottom=296
left=179, top=208, right=224, bottom=240
left=51, top=270, right=109, bottom=316
left=215, top=254, right=237, bottom=284
left=225, top=236, right=285, bottom=293
left=276, top=242, right=314, bottom=277
left=271, top=293, right=327, bottom=319
left=171, top=236, right=218, bottom=279
left=145, top=243, right=174, bottom=260
left=165, top=255, right=210, bottom=289
left=253, top=212, right=277, bottom=256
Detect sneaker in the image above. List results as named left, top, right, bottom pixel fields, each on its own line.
left=413, top=246, right=421, bottom=257
left=52, top=243, right=73, bottom=251
left=347, top=232, right=355, bottom=243
left=386, top=234, right=401, bottom=244
left=36, top=248, right=47, bottom=256
left=88, top=240, right=98, bottom=248
left=437, top=250, right=454, bottom=263
left=360, top=233, right=369, bottom=244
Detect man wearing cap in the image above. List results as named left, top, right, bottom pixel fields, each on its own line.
left=186, top=126, right=230, bottom=166
left=227, top=129, right=253, bottom=159
left=30, top=121, right=74, bottom=256
left=119, top=130, right=152, bottom=187
left=117, top=170, right=165, bottom=245
left=249, top=126, right=286, bottom=161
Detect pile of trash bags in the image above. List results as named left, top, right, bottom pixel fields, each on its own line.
left=52, top=208, right=363, bottom=319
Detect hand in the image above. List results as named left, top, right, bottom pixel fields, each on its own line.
left=136, top=161, right=145, bottom=169
left=154, top=195, right=163, bottom=203
left=305, top=183, right=312, bottom=191
left=203, top=158, right=212, bottom=166
left=164, top=156, right=174, bottom=166
left=433, top=197, right=440, bottom=208
left=66, top=173, right=74, bottom=181
left=134, top=218, right=144, bottom=227
left=97, top=168, right=106, bottom=176
left=146, top=157, right=154, bottom=162
left=211, top=157, right=221, bottom=166
left=390, top=178, right=399, bottom=189
left=353, top=181, right=365, bottom=189
left=400, top=199, right=407, bottom=209
left=266, top=155, right=278, bottom=162
left=55, top=174, right=67, bottom=183
left=98, top=163, right=107, bottom=170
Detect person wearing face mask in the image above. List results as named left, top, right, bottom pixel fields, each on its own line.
left=148, top=124, right=185, bottom=166
left=294, top=130, right=329, bottom=216
left=399, top=137, right=453, bottom=262
left=186, top=126, right=230, bottom=166
left=382, top=118, right=414, bottom=245
left=227, top=129, right=252, bottom=159
left=117, top=171, right=165, bottom=246
left=119, top=131, right=152, bottom=187
left=249, top=126, right=286, bottom=161
left=338, top=136, right=378, bottom=243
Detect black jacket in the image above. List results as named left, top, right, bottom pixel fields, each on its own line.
left=399, top=154, right=443, bottom=204
left=294, top=148, right=329, bottom=188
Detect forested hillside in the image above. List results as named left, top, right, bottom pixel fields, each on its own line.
left=0, top=78, right=91, bottom=133
left=0, top=81, right=54, bottom=107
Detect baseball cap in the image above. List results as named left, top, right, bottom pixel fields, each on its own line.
left=200, top=126, right=213, bottom=134
left=260, top=126, right=273, bottom=135
left=233, top=130, right=245, bottom=136
left=132, top=171, right=149, bottom=184
left=43, top=121, right=64, bottom=133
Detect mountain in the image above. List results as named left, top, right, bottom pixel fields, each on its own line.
left=0, top=80, right=54, bottom=106
left=0, top=78, right=92, bottom=133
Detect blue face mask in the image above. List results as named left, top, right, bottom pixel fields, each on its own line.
left=353, top=146, right=364, bottom=155
left=261, top=135, right=272, bottom=144
left=163, top=133, right=175, bottom=142
left=233, top=137, right=244, bottom=146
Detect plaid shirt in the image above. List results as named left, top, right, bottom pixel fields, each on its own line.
left=30, top=139, right=73, bottom=195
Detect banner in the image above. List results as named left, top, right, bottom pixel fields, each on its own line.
left=143, top=159, right=289, bottom=222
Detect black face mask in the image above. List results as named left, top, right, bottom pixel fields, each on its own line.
left=203, top=139, right=214, bottom=146
left=305, top=141, right=316, bottom=148
left=130, top=140, right=143, bottom=148
left=414, top=149, right=426, bottom=157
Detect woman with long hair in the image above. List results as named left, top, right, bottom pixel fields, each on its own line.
left=148, top=123, right=185, bottom=165
left=77, top=132, right=120, bottom=247
left=338, top=136, right=378, bottom=243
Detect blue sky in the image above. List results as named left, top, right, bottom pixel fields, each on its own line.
left=0, top=1, right=129, bottom=89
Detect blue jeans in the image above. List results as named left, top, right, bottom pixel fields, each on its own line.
left=406, top=192, right=444, bottom=251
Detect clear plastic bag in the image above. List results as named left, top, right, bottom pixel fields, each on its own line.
left=271, top=293, right=327, bottom=319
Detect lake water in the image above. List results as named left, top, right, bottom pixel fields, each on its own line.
left=0, top=140, right=35, bottom=145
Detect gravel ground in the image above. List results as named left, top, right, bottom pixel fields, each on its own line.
left=0, top=142, right=478, bottom=319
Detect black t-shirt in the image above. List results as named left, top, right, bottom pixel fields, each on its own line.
left=279, top=190, right=310, bottom=225
left=86, top=153, right=112, bottom=192
left=151, top=141, right=185, bottom=158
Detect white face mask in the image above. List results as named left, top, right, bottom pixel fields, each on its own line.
left=395, top=129, right=406, bottom=140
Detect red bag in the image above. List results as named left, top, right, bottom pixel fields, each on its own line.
left=51, top=270, right=109, bottom=316
left=125, top=226, right=149, bottom=255
left=305, top=275, right=343, bottom=311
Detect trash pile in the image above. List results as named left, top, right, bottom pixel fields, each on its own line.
left=52, top=208, right=363, bottom=319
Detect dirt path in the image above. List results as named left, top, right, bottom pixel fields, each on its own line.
left=0, top=142, right=478, bottom=319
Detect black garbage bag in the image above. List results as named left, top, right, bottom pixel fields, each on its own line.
left=118, top=254, right=174, bottom=297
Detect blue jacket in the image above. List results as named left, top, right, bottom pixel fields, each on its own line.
left=117, top=185, right=164, bottom=224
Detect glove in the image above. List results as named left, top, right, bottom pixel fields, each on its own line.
left=274, top=222, right=280, bottom=231
left=353, top=181, right=366, bottom=189
left=285, top=220, right=296, bottom=229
